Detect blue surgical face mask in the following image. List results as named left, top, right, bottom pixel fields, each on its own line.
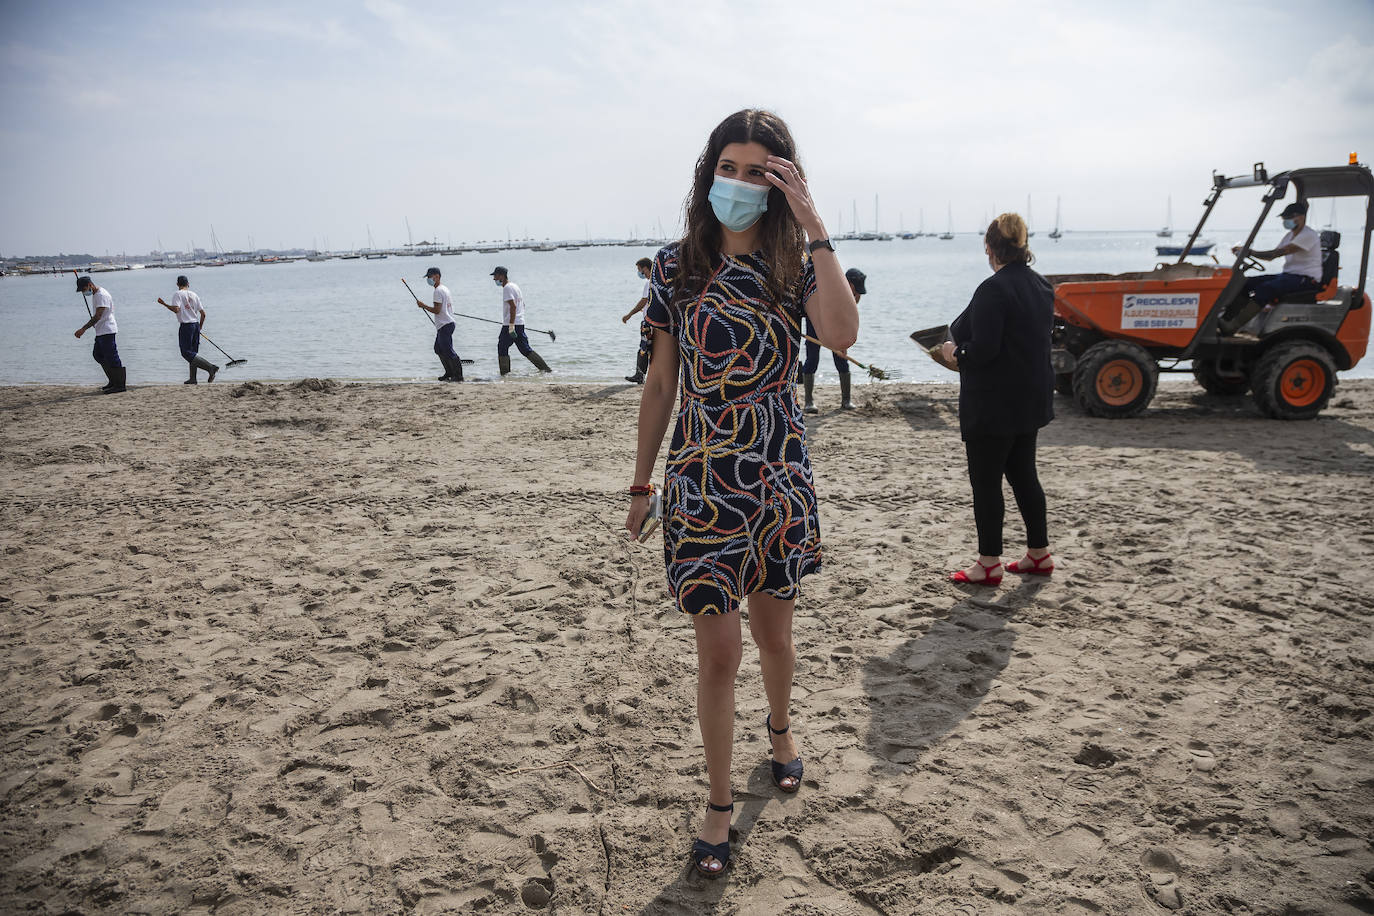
left=1282, top=218, right=1297, bottom=230
left=708, top=175, right=770, bottom=232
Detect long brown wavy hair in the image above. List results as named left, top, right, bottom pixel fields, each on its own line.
left=674, top=109, right=807, bottom=309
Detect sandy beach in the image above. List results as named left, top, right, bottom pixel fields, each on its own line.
left=2, top=376, right=1373, bottom=915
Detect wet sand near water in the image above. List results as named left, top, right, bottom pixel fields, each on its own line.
left=1, top=378, right=1372, bottom=914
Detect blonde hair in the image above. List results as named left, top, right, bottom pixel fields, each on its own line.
left=984, top=212, right=1033, bottom=265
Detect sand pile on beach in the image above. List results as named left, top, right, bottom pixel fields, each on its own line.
left=2, top=378, right=1372, bottom=915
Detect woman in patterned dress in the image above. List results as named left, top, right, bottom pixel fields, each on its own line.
left=624, top=109, right=858, bottom=878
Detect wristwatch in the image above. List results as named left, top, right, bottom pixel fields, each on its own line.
left=807, top=238, right=835, bottom=255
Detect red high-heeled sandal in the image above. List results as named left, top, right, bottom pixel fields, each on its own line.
left=948, top=559, right=1002, bottom=585
left=1006, top=553, right=1054, bottom=576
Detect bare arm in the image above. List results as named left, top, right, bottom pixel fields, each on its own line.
left=74, top=307, right=106, bottom=338
left=763, top=154, right=858, bottom=350
left=157, top=297, right=178, bottom=315
left=1235, top=242, right=1305, bottom=260
left=416, top=298, right=440, bottom=314
left=805, top=248, right=859, bottom=351
left=625, top=330, right=680, bottom=537
left=1257, top=242, right=1303, bottom=260
left=622, top=297, right=649, bottom=323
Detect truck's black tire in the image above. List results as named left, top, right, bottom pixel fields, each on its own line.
left=1072, top=340, right=1159, bottom=418
left=1250, top=341, right=1337, bottom=420
left=1192, top=358, right=1249, bottom=396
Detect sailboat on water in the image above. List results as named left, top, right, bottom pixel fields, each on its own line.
left=363, top=225, right=387, bottom=259
left=1048, top=197, right=1063, bottom=241
left=1156, top=196, right=1173, bottom=238
left=939, top=204, right=955, bottom=240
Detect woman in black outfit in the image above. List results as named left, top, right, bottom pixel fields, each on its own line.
left=939, top=213, right=1055, bottom=584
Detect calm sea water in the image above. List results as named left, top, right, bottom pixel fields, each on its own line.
left=3, top=231, right=1368, bottom=385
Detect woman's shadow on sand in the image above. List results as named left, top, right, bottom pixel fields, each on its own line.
left=861, top=584, right=1041, bottom=765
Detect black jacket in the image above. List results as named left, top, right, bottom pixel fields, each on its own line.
left=950, top=261, right=1055, bottom=439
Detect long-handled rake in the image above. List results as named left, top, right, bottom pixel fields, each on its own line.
left=199, top=332, right=247, bottom=367
left=403, top=279, right=557, bottom=341
left=401, top=279, right=475, bottom=363
left=803, top=334, right=889, bottom=380
left=70, top=269, right=92, bottom=317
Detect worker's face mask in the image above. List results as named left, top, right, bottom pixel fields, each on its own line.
left=1282, top=218, right=1298, bottom=230
left=708, top=175, right=770, bottom=232
left=427, top=277, right=437, bottom=287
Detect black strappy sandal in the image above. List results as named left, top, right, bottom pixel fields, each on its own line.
left=691, top=802, right=733, bottom=878
left=766, top=713, right=804, bottom=793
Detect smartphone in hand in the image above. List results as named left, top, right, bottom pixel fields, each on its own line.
left=637, top=491, right=662, bottom=543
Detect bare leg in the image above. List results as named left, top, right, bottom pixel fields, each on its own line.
left=693, top=612, right=743, bottom=864
left=747, top=592, right=799, bottom=785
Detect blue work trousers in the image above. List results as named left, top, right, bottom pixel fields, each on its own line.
left=498, top=325, right=537, bottom=358
left=1242, top=272, right=1319, bottom=307
left=434, top=322, right=459, bottom=360
left=92, top=333, right=122, bottom=368
left=178, top=322, right=201, bottom=362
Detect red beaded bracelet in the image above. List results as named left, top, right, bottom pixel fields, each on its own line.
left=628, top=484, right=655, bottom=495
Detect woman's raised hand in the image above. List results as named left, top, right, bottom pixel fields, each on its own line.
left=764, top=155, right=823, bottom=237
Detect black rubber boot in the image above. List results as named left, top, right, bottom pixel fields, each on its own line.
left=1218, top=297, right=1264, bottom=336
left=190, top=355, right=218, bottom=382
left=104, top=366, right=127, bottom=394
left=839, top=373, right=855, bottom=410
left=185, top=361, right=198, bottom=385
left=526, top=350, right=553, bottom=373
left=442, top=354, right=464, bottom=382
left=802, top=373, right=818, bottom=414
left=626, top=351, right=648, bottom=383
left=101, top=364, right=117, bottom=392
left=499, top=354, right=512, bottom=376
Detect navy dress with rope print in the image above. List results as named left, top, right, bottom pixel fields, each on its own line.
left=644, top=242, right=821, bottom=616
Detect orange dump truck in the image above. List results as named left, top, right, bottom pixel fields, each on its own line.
left=1049, top=161, right=1372, bottom=419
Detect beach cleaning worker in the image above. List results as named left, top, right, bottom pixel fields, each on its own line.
left=416, top=266, right=463, bottom=381
left=73, top=275, right=125, bottom=394
left=1224, top=201, right=1323, bottom=331
left=621, top=256, right=654, bottom=384
left=624, top=109, right=858, bottom=880
left=800, top=267, right=865, bottom=412
left=157, top=276, right=219, bottom=384
left=490, top=267, right=552, bottom=375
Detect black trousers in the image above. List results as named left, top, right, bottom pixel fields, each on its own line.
left=964, top=430, right=1048, bottom=557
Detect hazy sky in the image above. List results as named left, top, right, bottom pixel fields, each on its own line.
left=3, top=0, right=1372, bottom=255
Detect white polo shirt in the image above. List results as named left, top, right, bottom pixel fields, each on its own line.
left=641, top=278, right=651, bottom=300
left=1280, top=225, right=1322, bottom=282
left=501, top=281, right=526, bottom=326
left=91, top=287, right=117, bottom=335
left=433, top=283, right=455, bottom=327
left=172, top=288, right=203, bottom=324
